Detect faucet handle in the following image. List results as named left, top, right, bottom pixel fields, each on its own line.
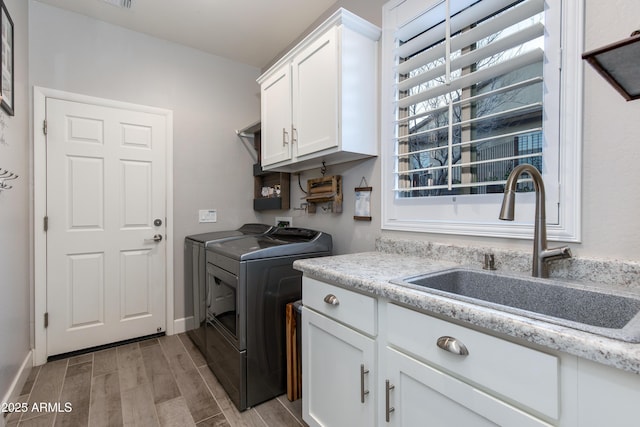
left=543, top=246, right=573, bottom=262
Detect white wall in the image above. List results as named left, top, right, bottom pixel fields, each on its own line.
left=28, top=0, right=262, bottom=322
left=0, top=0, right=31, bottom=403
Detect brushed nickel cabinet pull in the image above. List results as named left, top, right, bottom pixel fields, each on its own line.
left=385, top=380, right=395, bottom=422
left=360, top=364, right=370, bottom=403
left=323, top=294, right=339, bottom=305
left=437, top=336, right=470, bottom=356
left=292, top=126, right=298, bottom=144
left=282, top=127, right=289, bottom=146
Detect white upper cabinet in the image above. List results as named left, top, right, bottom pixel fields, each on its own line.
left=257, top=8, right=381, bottom=172
left=260, top=63, right=292, bottom=166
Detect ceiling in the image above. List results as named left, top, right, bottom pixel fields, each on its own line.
left=34, top=0, right=339, bottom=69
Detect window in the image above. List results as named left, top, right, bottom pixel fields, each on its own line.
left=381, top=0, right=583, bottom=241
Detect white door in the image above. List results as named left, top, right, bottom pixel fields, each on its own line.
left=45, top=97, right=168, bottom=356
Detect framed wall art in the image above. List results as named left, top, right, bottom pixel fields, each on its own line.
left=0, top=1, right=13, bottom=116
left=354, top=177, right=372, bottom=221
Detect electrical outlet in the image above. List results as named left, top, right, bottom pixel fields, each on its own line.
left=275, top=216, right=292, bottom=227
left=199, top=209, right=217, bottom=223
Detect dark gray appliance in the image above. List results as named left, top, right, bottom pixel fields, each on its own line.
left=183, top=224, right=274, bottom=355
left=204, top=227, right=332, bottom=411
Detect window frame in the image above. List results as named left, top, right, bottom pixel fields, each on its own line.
left=381, top=0, right=583, bottom=242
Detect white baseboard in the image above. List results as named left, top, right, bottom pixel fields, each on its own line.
left=173, top=316, right=194, bottom=334
left=1, top=350, right=33, bottom=411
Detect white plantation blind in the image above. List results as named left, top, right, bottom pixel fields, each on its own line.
left=393, top=0, right=546, bottom=197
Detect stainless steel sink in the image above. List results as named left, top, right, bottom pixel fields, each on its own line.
left=393, top=268, right=640, bottom=343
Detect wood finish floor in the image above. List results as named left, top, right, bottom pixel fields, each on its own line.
left=4, top=333, right=307, bottom=427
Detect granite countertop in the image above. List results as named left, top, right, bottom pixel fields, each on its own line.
left=294, top=251, right=640, bottom=374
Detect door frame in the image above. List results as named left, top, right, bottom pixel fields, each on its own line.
left=33, top=86, right=174, bottom=365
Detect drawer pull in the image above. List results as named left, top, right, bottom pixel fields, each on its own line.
left=360, top=364, right=370, bottom=403
left=323, top=294, right=340, bottom=306
left=437, top=336, right=469, bottom=356
left=385, top=380, right=395, bottom=422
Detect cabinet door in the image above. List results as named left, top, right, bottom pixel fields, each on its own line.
left=302, top=307, right=375, bottom=427
left=292, top=26, right=339, bottom=158
left=261, top=63, right=292, bottom=166
left=383, top=347, right=551, bottom=427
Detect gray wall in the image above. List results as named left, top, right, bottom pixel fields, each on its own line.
left=0, top=0, right=30, bottom=403
left=373, top=0, right=640, bottom=262
left=262, top=0, right=640, bottom=262
left=257, top=0, right=386, bottom=254
left=28, top=0, right=262, bottom=324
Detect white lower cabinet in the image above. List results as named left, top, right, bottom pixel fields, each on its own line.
left=302, top=277, right=377, bottom=427
left=302, top=308, right=375, bottom=427
left=383, top=347, right=551, bottom=426
left=302, top=276, right=640, bottom=427
left=576, top=358, right=640, bottom=427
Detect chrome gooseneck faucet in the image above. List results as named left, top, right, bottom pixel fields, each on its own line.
left=499, top=164, right=572, bottom=278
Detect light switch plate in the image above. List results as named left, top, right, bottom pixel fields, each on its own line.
left=199, top=209, right=217, bottom=223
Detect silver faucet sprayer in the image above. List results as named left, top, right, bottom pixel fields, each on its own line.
left=499, top=164, right=572, bottom=278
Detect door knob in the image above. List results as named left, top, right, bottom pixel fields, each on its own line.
left=145, top=234, right=163, bottom=243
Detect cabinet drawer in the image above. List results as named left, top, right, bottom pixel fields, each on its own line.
left=303, top=277, right=376, bottom=336
left=387, top=303, right=559, bottom=420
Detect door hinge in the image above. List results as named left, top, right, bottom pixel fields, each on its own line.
left=44, top=312, right=49, bottom=328
left=44, top=216, right=49, bottom=232
left=43, top=119, right=47, bottom=135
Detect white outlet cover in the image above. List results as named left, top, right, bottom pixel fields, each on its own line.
left=199, top=209, right=217, bottom=223
left=275, top=216, right=292, bottom=227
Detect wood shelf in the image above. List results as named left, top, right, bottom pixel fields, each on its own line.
left=305, top=175, right=342, bottom=213
left=251, top=131, right=290, bottom=211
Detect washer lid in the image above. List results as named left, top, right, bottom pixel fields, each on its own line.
left=186, top=223, right=274, bottom=244
left=207, top=227, right=332, bottom=260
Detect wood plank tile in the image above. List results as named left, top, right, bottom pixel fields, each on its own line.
left=89, top=372, right=123, bottom=427
left=172, top=367, right=221, bottom=423
left=13, top=412, right=56, bottom=427
left=93, top=349, right=118, bottom=378
left=3, top=393, right=29, bottom=426
left=68, top=354, right=92, bottom=366
left=139, top=338, right=160, bottom=348
left=254, top=398, right=302, bottom=427
left=275, top=395, right=306, bottom=427
left=20, top=365, right=42, bottom=396
left=116, top=343, right=147, bottom=392
left=197, top=366, right=266, bottom=427
left=139, top=342, right=181, bottom=405
left=21, top=340, right=303, bottom=427
left=196, top=413, right=230, bottom=427
left=54, top=360, right=93, bottom=426
left=23, top=359, right=68, bottom=422
left=159, top=335, right=221, bottom=423
left=121, top=383, right=159, bottom=427
left=155, top=397, right=196, bottom=427
left=158, top=335, right=194, bottom=375
left=178, top=333, right=207, bottom=368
